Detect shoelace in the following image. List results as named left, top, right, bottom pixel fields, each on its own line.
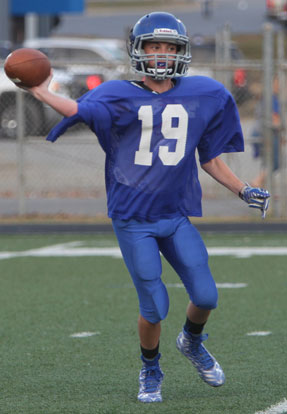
left=141, top=365, right=162, bottom=392
left=188, top=334, right=214, bottom=370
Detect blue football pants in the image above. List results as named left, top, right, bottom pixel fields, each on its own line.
left=112, top=216, right=218, bottom=324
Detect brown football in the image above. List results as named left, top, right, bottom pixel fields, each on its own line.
left=4, top=48, right=51, bottom=87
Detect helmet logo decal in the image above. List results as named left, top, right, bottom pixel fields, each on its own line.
left=154, top=28, right=178, bottom=35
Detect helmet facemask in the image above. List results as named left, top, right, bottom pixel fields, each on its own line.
left=130, top=31, right=191, bottom=80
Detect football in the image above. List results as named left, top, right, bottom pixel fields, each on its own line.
left=4, top=48, right=51, bottom=88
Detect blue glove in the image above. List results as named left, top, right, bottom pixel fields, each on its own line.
left=239, top=184, right=270, bottom=219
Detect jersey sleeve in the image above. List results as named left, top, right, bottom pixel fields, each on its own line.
left=197, top=90, right=244, bottom=165
left=77, top=93, right=112, bottom=140
left=46, top=88, right=112, bottom=147
left=46, top=112, right=82, bottom=142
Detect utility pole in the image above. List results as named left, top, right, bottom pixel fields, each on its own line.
left=25, top=13, right=39, bottom=40
left=262, top=23, right=274, bottom=215
left=0, top=0, right=10, bottom=41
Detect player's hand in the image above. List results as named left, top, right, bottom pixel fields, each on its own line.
left=20, top=70, right=53, bottom=94
left=239, top=184, right=270, bottom=219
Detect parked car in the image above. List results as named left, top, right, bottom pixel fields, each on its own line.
left=0, top=67, right=72, bottom=139
left=187, top=36, right=249, bottom=105
left=23, top=37, right=129, bottom=97
left=0, top=37, right=130, bottom=139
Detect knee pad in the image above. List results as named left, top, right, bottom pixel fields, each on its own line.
left=138, top=279, right=169, bottom=324
left=192, top=281, right=218, bottom=310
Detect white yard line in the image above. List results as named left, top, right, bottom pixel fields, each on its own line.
left=255, top=399, right=287, bottom=414
left=1, top=244, right=287, bottom=260
left=166, top=282, right=247, bottom=289
left=207, top=247, right=287, bottom=258
left=70, top=331, right=100, bottom=338
left=215, top=282, right=247, bottom=288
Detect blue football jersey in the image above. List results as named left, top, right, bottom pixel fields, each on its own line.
left=47, top=76, right=244, bottom=220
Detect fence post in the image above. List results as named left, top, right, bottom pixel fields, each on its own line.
left=16, top=89, right=26, bottom=216
left=277, top=28, right=287, bottom=219
left=262, top=22, right=274, bottom=216
left=222, top=22, right=232, bottom=91
left=215, top=29, right=222, bottom=83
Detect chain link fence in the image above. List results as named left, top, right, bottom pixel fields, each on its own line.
left=0, top=26, right=286, bottom=220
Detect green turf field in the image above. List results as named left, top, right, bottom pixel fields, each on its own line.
left=0, top=232, right=286, bottom=414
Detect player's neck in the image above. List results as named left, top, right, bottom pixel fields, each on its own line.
left=144, top=77, right=174, bottom=94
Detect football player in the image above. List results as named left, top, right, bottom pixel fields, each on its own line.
left=27, top=12, right=270, bottom=403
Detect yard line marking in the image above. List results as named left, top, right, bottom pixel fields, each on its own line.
left=1, top=244, right=287, bottom=260
left=216, top=283, right=247, bottom=288
left=255, top=398, right=287, bottom=414
left=246, top=331, right=271, bottom=337
left=208, top=247, right=287, bottom=258
left=166, top=283, right=184, bottom=288
left=0, top=244, right=122, bottom=260
left=70, top=331, right=100, bottom=338
left=166, top=283, right=247, bottom=289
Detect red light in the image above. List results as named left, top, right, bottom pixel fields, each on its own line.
left=233, top=69, right=246, bottom=87
left=86, top=75, right=102, bottom=90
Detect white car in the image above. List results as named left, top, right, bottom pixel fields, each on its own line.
left=0, top=67, right=72, bottom=139
left=23, top=37, right=129, bottom=96
left=23, top=37, right=126, bottom=65
left=0, top=37, right=129, bottom=139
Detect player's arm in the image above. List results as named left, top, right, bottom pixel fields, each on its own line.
left=201, top=156, right=247, bottom=196
left=201, top=156, right=270, bottom=218
left=25, top=71, right=78, bottom=118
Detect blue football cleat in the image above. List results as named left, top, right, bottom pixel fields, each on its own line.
left=176, top=330, right=225, bottom=387
left=138, top=353, right=164, bottom=403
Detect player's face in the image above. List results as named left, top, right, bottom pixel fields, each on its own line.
left=143, top=41, right=177, bottom=69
